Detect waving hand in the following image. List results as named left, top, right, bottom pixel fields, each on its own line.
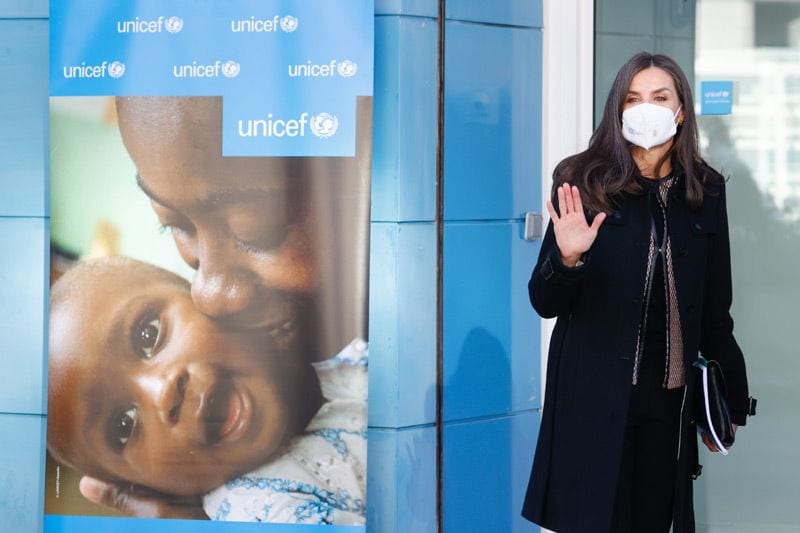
left=546, top=183, right=606, bottom=267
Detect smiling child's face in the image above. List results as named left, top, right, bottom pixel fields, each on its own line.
left=48, top=258, right=293, bottom=496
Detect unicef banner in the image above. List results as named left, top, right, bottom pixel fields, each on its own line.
left=45, top=1, right=372, bottom=531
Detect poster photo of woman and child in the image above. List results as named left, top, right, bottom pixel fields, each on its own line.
left=45, top=94, right=372, bottom=525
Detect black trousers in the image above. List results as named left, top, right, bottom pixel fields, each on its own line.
left=610, top=379, right=685, bottom=533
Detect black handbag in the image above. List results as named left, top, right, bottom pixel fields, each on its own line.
left=694, top=356, right=736, bottom=455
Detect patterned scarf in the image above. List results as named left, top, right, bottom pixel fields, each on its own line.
left=632, top=177, right=686, bottom=389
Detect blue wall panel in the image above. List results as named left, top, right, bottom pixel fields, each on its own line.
left=444, top=21, right=541, bottom=221
left=372, top=16, right=438, bottom=223
left=443, top=221, right=540, bottom=422
left=440, top=6, right=544, bottom=533
left=367, top=426, right=437, bottom=533
left=0, top=20, right=48, bottom=217
left=445, top=0, right=542, bottom=28
left=369, top=10, right=440, bottom=533
left=374, top=0, right=437, bottom=17
left=369, top=222, right=437, bottom=428
left=0, top=218, right=47, bottom=415
left=0, top=8, right=49, bottom=533
left=443, top=412, right=539, bottom=533
left=0, top=414, right=46, bottom=533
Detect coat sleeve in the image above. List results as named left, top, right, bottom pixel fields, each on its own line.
left=528, top=220, right=589, bottom=319
left=699, top=184, right=751, bottom=426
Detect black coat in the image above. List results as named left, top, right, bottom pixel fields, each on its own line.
left=521, top=169, right=750, bottom=533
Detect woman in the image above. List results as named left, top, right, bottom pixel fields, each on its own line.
left=521, top=52, right=753, bottom=533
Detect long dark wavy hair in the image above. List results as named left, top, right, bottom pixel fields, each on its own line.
left=554, top=52, right=719, bottom=214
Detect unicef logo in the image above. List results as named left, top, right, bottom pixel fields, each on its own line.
left=165, top=16, right=184, bottom=33
left=721, top=90, right=730, bottom=98
left=222, top=60, right=241, bottom=78
left=280, top=16, right=299, bottom=32
left=108, top=61, right=126, bottom=78
left=310, top=113, right=338, bottom=138
left=337, top=60, right=358, bottom=78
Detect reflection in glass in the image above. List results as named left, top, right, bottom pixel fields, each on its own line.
left=695, top=0, right=800, bottom=530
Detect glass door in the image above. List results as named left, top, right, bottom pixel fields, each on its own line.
left=695, top=1, right=800, bottom=530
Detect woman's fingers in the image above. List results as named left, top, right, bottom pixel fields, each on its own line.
left=556, top=185, right=567, bottom=216
left=570, top=185, right=583, bottom=215
left=562, top=184, right=575, bottom=214
left=546, top=199, right=559, bottom=222
left=591, top=212, right=607, bottom=231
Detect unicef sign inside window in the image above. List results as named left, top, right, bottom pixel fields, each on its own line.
left=46, top=1, right=373, bottom=531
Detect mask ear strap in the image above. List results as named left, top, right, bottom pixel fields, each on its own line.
left=675, top=105, right=683, bottom=125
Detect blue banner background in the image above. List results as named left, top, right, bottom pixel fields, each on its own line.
left=50, top=0, right=373, bottom=156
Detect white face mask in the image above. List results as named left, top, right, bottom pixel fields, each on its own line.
left=621, top=103, right=681, bottom=150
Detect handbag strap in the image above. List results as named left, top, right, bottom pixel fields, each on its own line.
left=747, top=396, right=757, bottom=416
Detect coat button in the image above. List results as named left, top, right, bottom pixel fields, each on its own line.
left=678, top=248, right=688, bottom=257
left=613, top=212, right=622, bottom=220
left=686, top=303, right=697, bottom=313
left=693, top=223, right=702, bottom=231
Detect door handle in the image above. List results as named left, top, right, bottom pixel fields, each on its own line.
left=524, top=212, right=543, bottom=241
